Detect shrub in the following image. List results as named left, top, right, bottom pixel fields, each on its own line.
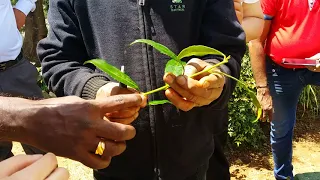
left=228, top=51, right=266, bottom=148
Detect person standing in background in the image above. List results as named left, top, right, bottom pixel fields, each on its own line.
left=235, top=0, right=264, bottom=42
left=0, top=0, right=44, bottom=161
left=249, top=0, right=320, bottom=179
left=207, top=1, right=263, bottom=179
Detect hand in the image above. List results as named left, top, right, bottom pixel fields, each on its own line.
left=234, top=0, right=243, bottom=23
left=163, top=58, right=225, bottom=111
left=96, top=82, right=146, bottom=124
left=13, top=8, right=26, bottom=30
left=0, top=153, right=69, bottom=180
left=15, top=94, right=146, bottom=169
left=257, top=87, right=273, bottom=122
left=306, top=53, right=320, bottom=72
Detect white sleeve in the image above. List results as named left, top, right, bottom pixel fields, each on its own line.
left=243, top=0, right=259, bottom=4
left=14, top=0, right=37, bottom=16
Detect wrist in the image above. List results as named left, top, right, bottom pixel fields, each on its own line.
left=257, top=86, right=270, bottom=95
left=0, top=97, right=34, bottom=142
left=256, top=84, right=268, bottom=89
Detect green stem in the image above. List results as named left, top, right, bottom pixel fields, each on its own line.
left=142, top=55, right=230, bottom=96
left=143, top=84, right=170, bottom=95
left=190, top=55, right=230, bottom=78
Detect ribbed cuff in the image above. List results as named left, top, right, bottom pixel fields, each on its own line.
left=81, top=76, right=109, bottom=100
left=15, top=0, right=36, bottom=16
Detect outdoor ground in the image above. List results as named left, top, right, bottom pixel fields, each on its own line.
left=12, top=111, right=320, bottom=180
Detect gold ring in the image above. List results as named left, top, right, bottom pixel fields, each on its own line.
left=95, top=141, right=105, bottom=156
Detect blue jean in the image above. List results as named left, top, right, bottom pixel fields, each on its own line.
left=266, top=58, right=320, bottom=180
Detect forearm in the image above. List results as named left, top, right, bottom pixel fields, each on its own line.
left=243, top=17, right=264, bottom=42
left=0, top=97, right=32, bottom=142
left=248, top=40, right=268, bottom=87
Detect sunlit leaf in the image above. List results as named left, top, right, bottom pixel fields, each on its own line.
left=178, top=45, right=225, bottom=60
left=165, top=59, right=184, bottom=76
left=84, top=59, right=140, bottom=90
left=131, top=39, right=178, bottom=60
left=148, top=100, right=172, bottom=106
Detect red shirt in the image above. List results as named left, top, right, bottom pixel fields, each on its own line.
left=261, top=0, right=320, bottom=68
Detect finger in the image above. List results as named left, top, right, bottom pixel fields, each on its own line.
left=198, top=74, right=225, bottom=89
left=11, top=153, right=58, bottom=180
left=95, top=121, right=136, bottom=141
left=164, top=73, right=212, bottom=99
left=140, top=94, right=148, bottom=108
left=93, top=94, right=145, bottom=115
left=105, top=107, right=140, bottom=119
left=184, top=58, right=209, bottom=76
left=165, top=88, right=195, bottom=111
left=109, top=112, right=139, bottom=125
left=0, top=154, right=43, bottom=178
left=96, top=83, right=137, bottom=100
left=81, top=152, right=112, bottom=170
left=45, top=168, right=69, bottom=180
left=101, top=140, right=126, bottom=158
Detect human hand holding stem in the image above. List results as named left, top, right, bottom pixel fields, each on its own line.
left=142, top=56, right=231, bottom=95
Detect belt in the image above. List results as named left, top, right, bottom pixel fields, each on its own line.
left=0, top=52, right=23, bottom=71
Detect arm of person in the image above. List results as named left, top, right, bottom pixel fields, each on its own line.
left=234, top=0, right=243, bottom=24
left=13, top=0, right=37, bottom=30
left=164, top=0, right=246, bottom=111
left=0, top=94, right=146, bottom=169
left=248, top=19, right=272, bottom=120
left=242, top=0, right=264, bottom=42
left=37, top=0, right=110, bottom=100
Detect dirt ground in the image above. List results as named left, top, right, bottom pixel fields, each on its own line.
left=12, top=112, right=320, bottom=180
left=228, top=112, right=320, bottom=180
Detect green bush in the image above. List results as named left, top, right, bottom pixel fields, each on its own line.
left=228, top=51, right=266, bottom=148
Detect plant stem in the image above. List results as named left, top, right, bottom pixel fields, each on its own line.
left=143, top=84, right=170, bottom=95
left=142, top=55, right=230, bottom=96
left=190, top=55, right=230, bottom=78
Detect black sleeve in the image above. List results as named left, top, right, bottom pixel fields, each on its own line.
left=199, top=0, right=246, bottom=109
left=37, top=0, right=109, bottom=99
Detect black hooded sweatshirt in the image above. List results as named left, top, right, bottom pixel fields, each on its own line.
left=37, top=0, right=246, bottom=179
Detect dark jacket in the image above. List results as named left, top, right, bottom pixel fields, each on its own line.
left=37, top=0, right=246, bottom=179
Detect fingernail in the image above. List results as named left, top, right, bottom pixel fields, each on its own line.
left=203, top=80, right=210, bottom=88
left=177, top=76, right=186, bottom=86
left=165, top=74, right=174, bottom=84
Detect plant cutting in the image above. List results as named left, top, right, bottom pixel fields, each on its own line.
left=84, top=39, right=262, bottom=122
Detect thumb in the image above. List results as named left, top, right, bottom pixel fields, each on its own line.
left=95, top=94, right=145, bottom=116
left=184, top=58, right=207, bottom=77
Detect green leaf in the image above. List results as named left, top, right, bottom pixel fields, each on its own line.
left=177, top=45, right=225, bottom=60
left=84, top=59, right=140, bottom=90
left=213, top=71, right=262, bottom=122
left=165, top=59, right=184, bottom=76
left=131, top=39, right=178, bottom=60
left=148, top=100, right=172, bottom=106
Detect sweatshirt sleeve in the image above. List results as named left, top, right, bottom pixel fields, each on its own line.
left=199, top=0, right=246, bottom=109
left=37, top=0, right=109, bottom=99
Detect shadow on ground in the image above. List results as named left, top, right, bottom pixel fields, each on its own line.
left=294, top=172, right=320, bottom=180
